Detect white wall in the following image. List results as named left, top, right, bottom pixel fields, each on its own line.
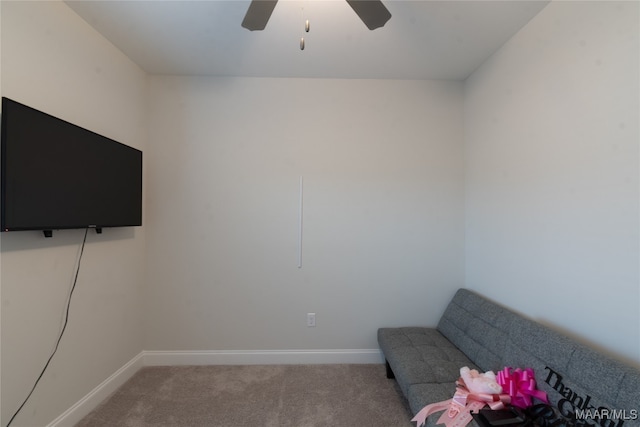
left=464, top=1, right=639, bottom=367
left=0, top=2, right=147, bottom=426
left=145, top=76, right=464, bottom=352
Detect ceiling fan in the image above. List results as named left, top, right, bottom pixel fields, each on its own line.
left=241, top=0, right=392, bottom=31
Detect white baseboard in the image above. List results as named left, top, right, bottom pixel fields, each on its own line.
left=46, top=352, right=145, bottom=427
left=47, top=348, right=383, bottom=426
left=142, top=349, right=385, bottom=366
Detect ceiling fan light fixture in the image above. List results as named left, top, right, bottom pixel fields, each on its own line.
left=241, top=0, right=391, bottom=31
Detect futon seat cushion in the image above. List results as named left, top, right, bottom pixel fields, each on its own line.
left=377, top=327, right=477, bottom=402
left=407, top=382, right=458, bottom=422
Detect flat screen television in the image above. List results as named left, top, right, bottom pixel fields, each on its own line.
left=1, top=97, right=142, bottom=235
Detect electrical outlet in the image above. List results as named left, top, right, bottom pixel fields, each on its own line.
left=307, top=313, right=316, bottom=327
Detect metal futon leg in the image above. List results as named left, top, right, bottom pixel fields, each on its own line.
left=385, top=359, right=395, bottom=379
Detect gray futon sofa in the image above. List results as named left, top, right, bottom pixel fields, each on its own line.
left=378, top=289, right=640, bottom=427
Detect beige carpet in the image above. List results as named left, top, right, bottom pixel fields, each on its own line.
left=75, top=364, right=415, bottom=427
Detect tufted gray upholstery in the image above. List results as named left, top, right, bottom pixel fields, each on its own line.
left=378, top=289, right=640, bottom=427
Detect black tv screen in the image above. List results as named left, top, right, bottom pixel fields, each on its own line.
left=1, top=97, right=142, bottom=233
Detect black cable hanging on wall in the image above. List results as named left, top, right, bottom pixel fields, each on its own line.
left=6, top=228, right=89, bottom=427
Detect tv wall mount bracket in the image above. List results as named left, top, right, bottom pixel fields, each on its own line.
left=43, top=227, right=102, bottom=238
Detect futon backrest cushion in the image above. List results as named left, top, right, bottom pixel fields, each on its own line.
left=437, top=289, right=640, bottom=427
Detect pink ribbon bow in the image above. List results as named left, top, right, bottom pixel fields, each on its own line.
left=412, top=377, right=511, bottom=427
left=451, top=377, right=511, bottom=412
left=496, top=367, right=549, bottom=409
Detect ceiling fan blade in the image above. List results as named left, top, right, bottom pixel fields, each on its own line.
left=242, top=0, right=278, bottom=31
left=345, top=0, right=391, bottom=30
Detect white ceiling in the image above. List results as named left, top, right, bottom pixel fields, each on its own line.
left=65, top=0, right=549, bottom=80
